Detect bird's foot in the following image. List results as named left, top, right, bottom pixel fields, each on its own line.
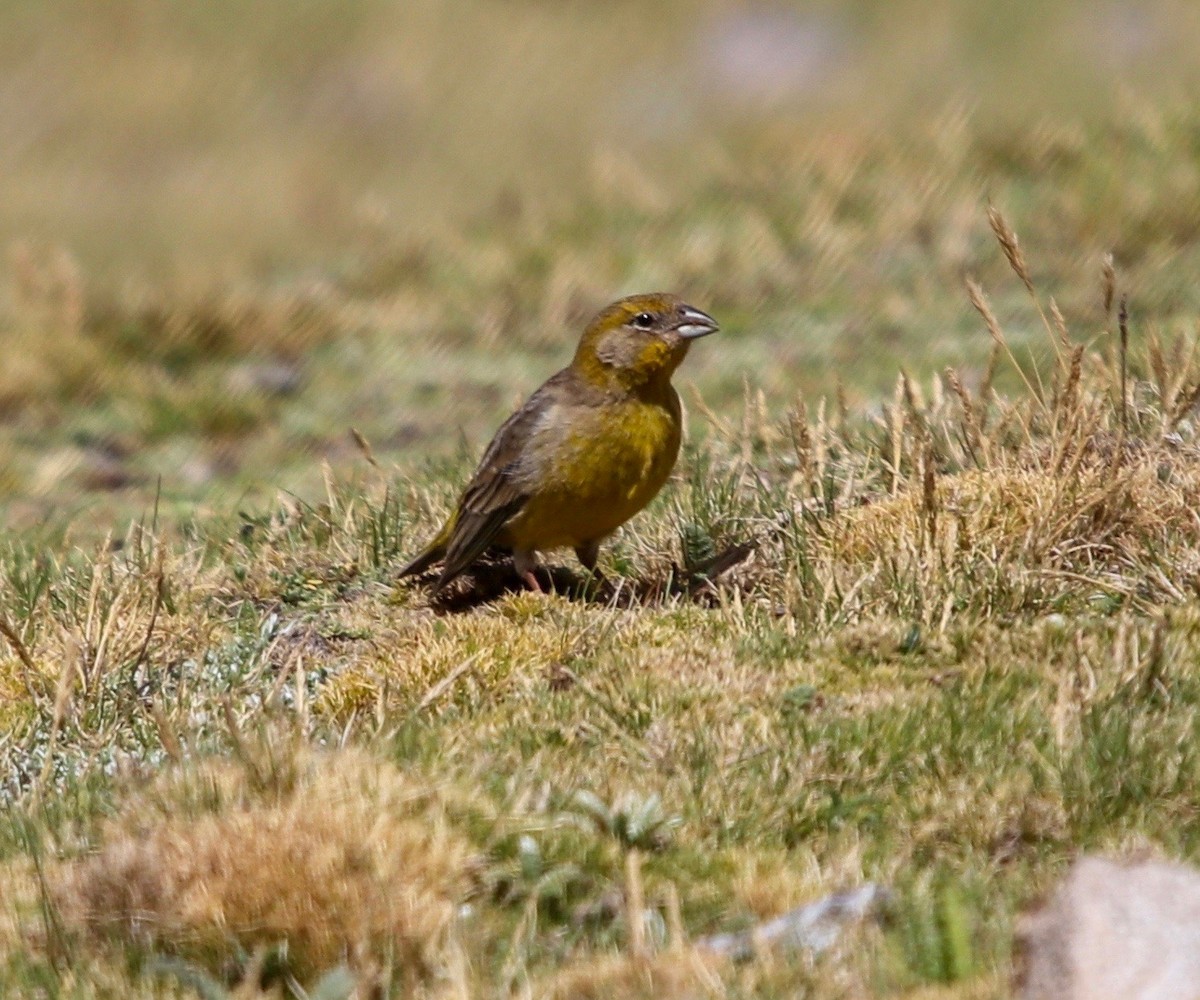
left=513, top=549, right=545, bottom=593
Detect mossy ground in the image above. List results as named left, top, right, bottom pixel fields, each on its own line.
left=4, top=2, right=1200, bottom=997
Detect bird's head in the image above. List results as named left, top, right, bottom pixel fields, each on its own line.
left=572, top=293, right=719, bottom=391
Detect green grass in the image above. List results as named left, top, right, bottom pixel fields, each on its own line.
left=5, top=1, right=1200, bottom=996
left=5, top=255, right=1200, bottom=995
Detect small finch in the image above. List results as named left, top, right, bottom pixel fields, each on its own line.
left=399, top=292, right=719, bottom=592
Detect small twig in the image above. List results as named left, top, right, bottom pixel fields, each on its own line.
left=128, top=547, right=165, bottom=687
left=1118, top=295, right=1129, bottom=433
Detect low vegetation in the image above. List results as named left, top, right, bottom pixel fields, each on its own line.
left=4, top=3, right=1200, bottom=994
left=3, top=206, right=1200, bottom=997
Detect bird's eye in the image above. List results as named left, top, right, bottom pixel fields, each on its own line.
left=632, top=312, right=655, bottom=329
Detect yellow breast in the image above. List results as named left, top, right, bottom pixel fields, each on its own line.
left=499, top=392, right=682, bottom=552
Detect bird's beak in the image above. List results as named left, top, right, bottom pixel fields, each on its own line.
left=673, top=306, right=719, bottom=339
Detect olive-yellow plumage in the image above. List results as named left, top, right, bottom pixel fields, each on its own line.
left=399, top=292, right=719, bottom=592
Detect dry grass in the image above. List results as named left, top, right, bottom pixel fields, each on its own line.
left=664, top=209, right=1200, bottom=634
left=2, top=216, right=1197, bottom=994
left=3, top=245, right=342, bottom=423
left=48, top=742, right=477, bottom=990
left=1, top=230, right=1199, bottom=993
left=0, top=859, right=38, bottom=960
left=538, top=949, right=726, bottom=1000
left=833, top=456, right=1200, bottom=611
left=9, top=0, right=1199, bottom=286
left=8, top=88, right=1200, bottom=535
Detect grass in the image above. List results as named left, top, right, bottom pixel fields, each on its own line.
left=4, top=211, right=1200, bottom=995
left=8, top=96, right=1200, bottom=534
left=5, top=1, right=1200, bottom=995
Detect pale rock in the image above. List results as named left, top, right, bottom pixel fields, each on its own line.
left=1018, top=855, right=1200, bottom=999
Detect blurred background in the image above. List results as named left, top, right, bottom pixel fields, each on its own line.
left=3, top=0, right=1200, bottom=531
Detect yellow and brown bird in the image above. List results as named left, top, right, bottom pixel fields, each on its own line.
left=399, top=292, right=719, bottom=592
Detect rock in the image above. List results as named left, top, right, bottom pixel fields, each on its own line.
left=697, top=883, right=887, bottom=961
left=1018, top=854, right=1200, bottom=999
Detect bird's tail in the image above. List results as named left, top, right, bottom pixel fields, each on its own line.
left=397, top=542, right=445, bottom=579
left=397, top=514, right=456, bottom=579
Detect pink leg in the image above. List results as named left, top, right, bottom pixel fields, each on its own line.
left=514, top=549, right=543, bottom=593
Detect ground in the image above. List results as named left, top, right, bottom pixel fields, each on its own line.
left=2, top=2, right=1200, bottom=997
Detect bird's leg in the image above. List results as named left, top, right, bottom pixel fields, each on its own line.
left=513, top=548, right=543, bottom=593
left=574, top=540, right=610, bottom=591
left=574, top=539, right=600, bottom=573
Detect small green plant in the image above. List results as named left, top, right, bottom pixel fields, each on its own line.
left=566, top=790, right=681, bottom=852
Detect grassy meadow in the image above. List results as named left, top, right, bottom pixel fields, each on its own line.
left=4, top=1, right=1200, bottom=996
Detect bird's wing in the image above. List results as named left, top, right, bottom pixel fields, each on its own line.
left=436, top=374, right=571, bottom=587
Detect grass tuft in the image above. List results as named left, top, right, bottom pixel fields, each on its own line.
left=46, top=741, right=477, bottom=990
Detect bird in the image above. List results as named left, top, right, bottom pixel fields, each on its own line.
left=399, top=292, right=719, bottom=593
